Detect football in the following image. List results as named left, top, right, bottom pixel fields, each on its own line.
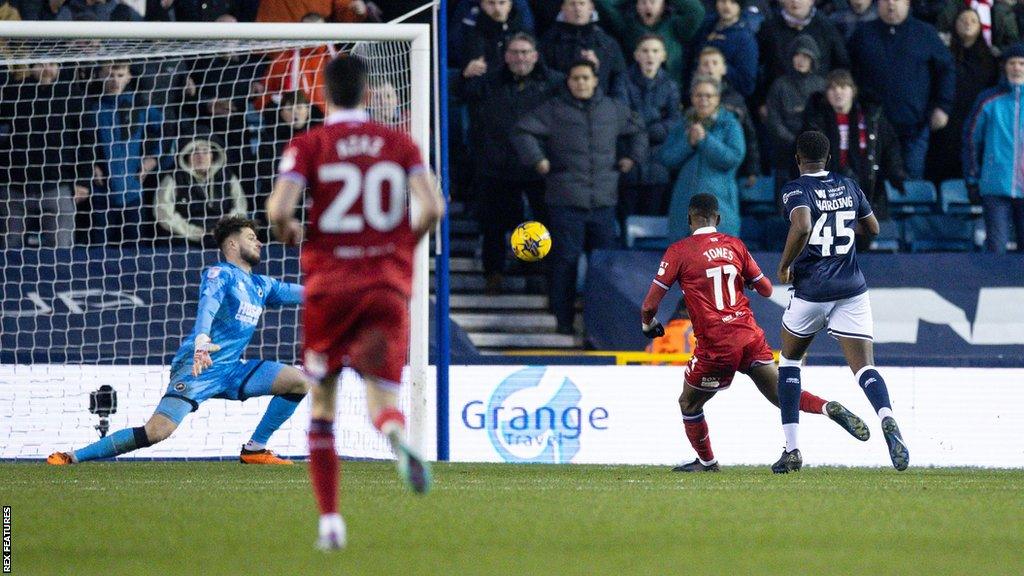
left=510, top=221, right=551, bottom=262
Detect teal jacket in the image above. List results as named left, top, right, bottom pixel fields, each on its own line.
left=964, top=79, right=1024, bottom=199
left=657, top=108, right=745, bottom=238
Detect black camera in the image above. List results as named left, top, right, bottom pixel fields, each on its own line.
left=88, top=385, right=118, bottom=438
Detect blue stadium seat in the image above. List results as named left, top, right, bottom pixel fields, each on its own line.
left=740, top=175, right=776, bottom=216
left=903, top=215, right=976, bottom=252
left=624, top=215, right=670, bottom=250
left=868, top=219, right=900, bottom=252
left=939, top=179, right=984, bottom=216
left=886, top=180, right=937, bottom=215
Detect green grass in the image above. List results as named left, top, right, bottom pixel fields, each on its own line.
left=3, top=462, right=1023, bottom=575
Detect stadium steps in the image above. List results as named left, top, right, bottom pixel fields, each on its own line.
left=437, top=202, right=584, bottom=353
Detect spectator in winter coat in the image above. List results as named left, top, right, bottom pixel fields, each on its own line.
left=252, top=91, right=311, bottom=225
left=512, top=60, right=647, bottom=333
left=693, top=0, right=759, bottom=97
left=457, top=33, right=563, bottom=294
left=937, top=0, right=1019, bottom=51
left=658, top=75, right=745, bottom=238
left=830, top=0, right=879, bottom=39
left=766, top=35, right=826, bottom=187
left=696, top=46, right=761, bottom=185
left=594, top=0, right=706, bottom=85
left=256, top=0, right=375, bottom=22
left=82, top=62, right=168, bottom=245
left=43, top=0, right=142, bottom=21
left=802, top=69, right=907, bottom=236
left=253, top=14, right=335, bottom=116
left=455, top=0, right=531, bottom=70
left=963, top=42, right=1024, bottom=252
left=449, top=0, right=535, bottom=65
left=757, top=0, right=849, bottom=96
left=617, top=34, right=683, bottom=224
left=541, top=0, right=629, bottom=97
left=0, top=62, right=88, bottom=248
left=849, top=0, right=956, bottom=178
left=155, top=134, right=247, bottom=246
left=926, top=7, right=1000, bottom=182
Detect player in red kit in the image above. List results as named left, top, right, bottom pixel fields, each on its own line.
left=640, top=194, right=869, bottom=472
left=266, top=56, right=445, bottom=550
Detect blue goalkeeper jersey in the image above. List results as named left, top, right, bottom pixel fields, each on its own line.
left=170, top=261, right=303, bottom=378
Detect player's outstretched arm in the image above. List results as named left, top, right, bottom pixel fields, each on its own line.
left=641, top=284, right=667, bottom=338
left=778, top=206, right=811, bottom=285
left=409, top=170, right=445, bottom=238
left=267, top=179, right=305, bottom=246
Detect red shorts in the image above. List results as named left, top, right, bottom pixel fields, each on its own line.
left=302, top=288, right=409, bottom=385
left=683, top=333, right=774, bottom=392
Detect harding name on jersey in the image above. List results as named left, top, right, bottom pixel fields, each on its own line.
left=812, top=184, right=854, bottom=212
left=336, top=135, right=385, bottom=158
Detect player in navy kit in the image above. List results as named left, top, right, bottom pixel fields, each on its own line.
left=47, top=217, right=311, bottom=466
left=772, top=131, right=909, bottom=473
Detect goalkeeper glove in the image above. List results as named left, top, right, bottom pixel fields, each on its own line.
left=642, top=320, right=665, bottom=339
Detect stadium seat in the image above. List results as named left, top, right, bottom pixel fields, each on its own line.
left=886, top=180, right=937, bottom=215
left=940, top=179, right=984, bottom=216
left=624, top=215, right=670, bottom=250
left=868, top=219, right=900, bottom=252
left=903, top=214, right=976, bottom=252
left=739, top=175, right=776, bottom=216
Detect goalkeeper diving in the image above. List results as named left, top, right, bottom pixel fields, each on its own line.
left=48, top=217, right=312, bottom=465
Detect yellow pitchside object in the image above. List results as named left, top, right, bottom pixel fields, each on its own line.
left=510, top=221, right=552, bottom=262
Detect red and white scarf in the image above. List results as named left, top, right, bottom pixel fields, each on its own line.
left=969, top=0, right=994, bottom=46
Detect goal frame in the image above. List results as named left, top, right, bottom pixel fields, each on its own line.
left=0, top=21, right=436, bottom=456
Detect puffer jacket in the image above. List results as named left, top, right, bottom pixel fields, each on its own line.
left=618, top=64, right=682, bottom=186
left=766, top=34, right=826, bottom=168
left=963, top=78, right=1024, bottom=199
left=512, top=89, right=648, bottom=209
left=155, top=135, right=248, bottom=244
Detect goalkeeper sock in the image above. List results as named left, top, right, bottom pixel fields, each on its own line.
left=681, top=412, right=715, bottom=465
left=799, top=391, right=827, bottom=415
left=308, top=418, right=339, bottom=515
left=73, top=427, right=151, bottom=462
left=249, top=393, right=304, bottom=447
left=856, top=366, right=893, bottom=418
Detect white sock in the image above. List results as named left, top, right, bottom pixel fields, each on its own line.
left=821, top=401, right=831, bottom=416
left=878, top=407, right=894, bottom=421
left=783, top=423, right=800, bottom=452
left=244, top=439, right=266, bottom=451
left=698, top=456, right=717, bottom=466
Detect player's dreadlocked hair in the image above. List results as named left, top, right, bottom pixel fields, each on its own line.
left=325, top=55, right=368, bottom=108
left=796, top=130, right=830, bottom=164
left=212, top=216, right=258, bottom=248
left=689, top=193, right=719, bottom=219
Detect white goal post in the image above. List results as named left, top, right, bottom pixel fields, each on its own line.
left=0, top=21, right=435, bottom=459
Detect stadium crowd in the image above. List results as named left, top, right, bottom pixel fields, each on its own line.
left=1, top=0, right=1023, bottom=315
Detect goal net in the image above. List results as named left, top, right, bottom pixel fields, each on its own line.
left=0, top=22, right=435, bottom=460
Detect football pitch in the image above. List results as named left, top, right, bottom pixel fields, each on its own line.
left=4, top=462, right=1022, bottom=575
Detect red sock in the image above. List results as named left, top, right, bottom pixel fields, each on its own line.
left=682, top=413, right=715, bottom=462
left=308, top=418, right=338, bottom=515
left=372, top=407, right=407, bottom=436
left=799, top=391, right=827, bottom=415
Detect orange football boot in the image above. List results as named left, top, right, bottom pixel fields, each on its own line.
left=239, top=447, right=293, bottom=465
left=47, top=452, right=74, bottom=465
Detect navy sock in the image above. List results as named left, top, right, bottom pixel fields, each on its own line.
left=857, top=367, right=892, bottom=414
left=778, top=366, right=802, bottom=425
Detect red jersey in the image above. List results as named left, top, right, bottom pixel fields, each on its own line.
left=278, top=109, right=427, bottom=297
left=652, top=227, right=766, bottom=352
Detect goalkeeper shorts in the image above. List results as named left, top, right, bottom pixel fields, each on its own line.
left=157, top=359, right=285, bottom=422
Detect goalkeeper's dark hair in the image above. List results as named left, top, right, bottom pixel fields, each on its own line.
left=324, top=55, right=368, bottom=108
left=212, top=216, right=258, bottom=248
left=796, top=130, right=830, bottom=164
left=688, top=193, right=719, bottom=218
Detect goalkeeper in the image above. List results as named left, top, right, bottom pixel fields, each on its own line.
left=48, top=217, right=311, bottom=465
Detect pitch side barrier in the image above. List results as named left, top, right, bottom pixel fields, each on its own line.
left=585, top=250, right=1024, bottom=368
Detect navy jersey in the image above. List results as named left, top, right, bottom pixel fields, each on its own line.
left=170, top=261, right=303, bottom=378
left=781, top=171, right=872, bottom=302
